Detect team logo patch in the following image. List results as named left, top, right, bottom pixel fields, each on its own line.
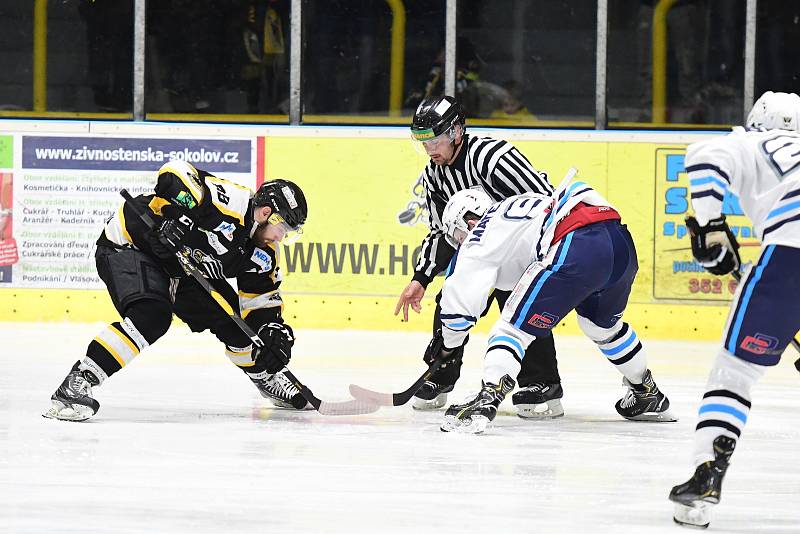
left=527, top=312, right=560, bottom=329
left=174, top=190, right=197, bottom=209
left=200, top=229, right=228, bottom=255
left=250, top=247, right=273, bottom=272
left=740, top=333, right=780, bottom=355
left=213, top=221, right=236, bottom=242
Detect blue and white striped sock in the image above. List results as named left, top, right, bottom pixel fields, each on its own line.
left=692, top=350, right=764, bottom=466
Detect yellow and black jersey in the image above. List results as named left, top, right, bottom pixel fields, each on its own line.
left=97, top=160, right=285, bottom=323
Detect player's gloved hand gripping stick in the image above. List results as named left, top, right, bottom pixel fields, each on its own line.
left=120, top=189, right=379, bottom=415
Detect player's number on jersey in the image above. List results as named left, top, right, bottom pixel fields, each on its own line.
left=763, top=135, right=800, bottom=178
left=213, top=183, right=230, bottom=204
left=503, top=197, right=543, bottom=220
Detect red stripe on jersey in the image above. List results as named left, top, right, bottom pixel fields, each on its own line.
left=553, top=202, right=621, bottom=243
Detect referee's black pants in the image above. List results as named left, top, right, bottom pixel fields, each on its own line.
left=429, top=289, right=561, bottom=388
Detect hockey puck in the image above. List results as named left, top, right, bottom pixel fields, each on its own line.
left=291, top=393, right=308, bottom=410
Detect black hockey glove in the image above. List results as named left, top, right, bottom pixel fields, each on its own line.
left=147, top=227, right=175, bottom=260
left=156, top=204, right=194, bottom=253
left=423, top=329, right=459, bottom=368
left=195, top=252, right=225, bottom=279
left=685, top=215, right=741, bottom=276
left=256, top=322, right=295, bottom=374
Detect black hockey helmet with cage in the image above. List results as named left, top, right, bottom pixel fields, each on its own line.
left=411, top=95, right=466, bottom=142
left=253, top=179, right=308, bottom=229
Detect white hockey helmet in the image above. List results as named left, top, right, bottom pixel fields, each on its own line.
left=746, top=91, right=800, bottom=132
left=442, top=188, right=494, bottom=246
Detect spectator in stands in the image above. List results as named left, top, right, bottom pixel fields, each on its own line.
left=239, top=0, right=288, bottom=114
left=404, top=37, right=483, bottom=117
left=490, top=80, right=536, bottom=120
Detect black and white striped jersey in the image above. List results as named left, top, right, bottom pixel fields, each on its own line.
left=412, top=133, right=553, bottom=287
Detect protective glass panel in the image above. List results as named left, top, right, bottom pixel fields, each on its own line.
left=608, top=0, right=746, bottom=128
left=0, top=0, right=134, bottom=118
left=755, top=2, right=800, bottom=98
left=302, top=0, right=445, bottom=125
left=146, top=0, right=290, bottom=122
left=456, top=0, right=597, bottom=128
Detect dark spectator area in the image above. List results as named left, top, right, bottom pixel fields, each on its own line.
left=0, top=0, right=798, bottom=127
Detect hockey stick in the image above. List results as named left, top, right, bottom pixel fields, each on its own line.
left=120, top=189, right=378, bottom=415
left=348, top=355, right=449, bottom=407
left=731, top=269, right=800, bottom=373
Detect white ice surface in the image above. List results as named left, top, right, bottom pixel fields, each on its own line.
left=2, top=322, right=799, bottom=533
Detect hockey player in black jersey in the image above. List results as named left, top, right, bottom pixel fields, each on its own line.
left=395, top=95, right=565, bottom=417
left=44, top=160, right=309, bottom=421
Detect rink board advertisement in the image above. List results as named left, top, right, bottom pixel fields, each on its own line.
left=268, top=136, right=431, bottom=297
left=652, top=148, right=759, bottom=301
left=3, top=135, right=254, bottom=288
left=1, top=122, right=739, bottom=336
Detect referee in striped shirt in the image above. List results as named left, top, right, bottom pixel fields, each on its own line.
left=395, top=95, right=565, bottom=418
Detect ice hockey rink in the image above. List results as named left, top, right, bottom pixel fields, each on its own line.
left=2, top=322, right=799, bottom=533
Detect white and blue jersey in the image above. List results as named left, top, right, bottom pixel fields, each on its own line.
left=439, top=181, right=618, bottom=350
left=687, top=127, right=800, bottom=365
left=687, top=126, right=800, bottom=247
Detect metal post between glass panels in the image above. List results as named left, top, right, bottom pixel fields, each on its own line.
left=444, top=0, right=456, bottom=98
left=743, top=0, right=757, bottom=122
left=290, top=0, right=302, bottom=125
left=133, top=0, right=146, bottom=121
left=595, top=0, right=608, bottom=130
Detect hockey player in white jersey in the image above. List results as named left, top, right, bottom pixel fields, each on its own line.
left=429, top=174, right=676, bottom=434
left=669, top=91, right=800, bottom=528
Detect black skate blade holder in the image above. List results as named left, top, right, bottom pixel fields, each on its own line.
left=118, top=189, right=379, bottom=416
left=732, top=270, right=800, bottom=373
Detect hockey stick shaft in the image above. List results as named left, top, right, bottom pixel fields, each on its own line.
left=731, top=269, right=800, bottom=372
left=120, top=190, right=262, bottom=347
left=120, top=189, right=377, bottom=415
left=349, top=356, right=446, bottom=407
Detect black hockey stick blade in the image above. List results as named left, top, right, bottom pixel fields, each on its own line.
left=119, top=189, right=379, bottom=414
left=348, top=357, right=446, bottom=407
left=732, top=270, right=800, bottom=372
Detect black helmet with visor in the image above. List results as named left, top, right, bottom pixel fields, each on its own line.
left=253, top=179, right=307, bottom=243
left=410, top=96, right=465, bottom=152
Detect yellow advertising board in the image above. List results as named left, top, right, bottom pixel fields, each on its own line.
left=1, top=123, right=739, bottom=339
left=652, top=147, right=759, bottom=301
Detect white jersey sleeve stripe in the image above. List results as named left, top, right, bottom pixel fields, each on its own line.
left=685, top=162, right=731, bottom=184
left=690, top=175, right=727, bottom=202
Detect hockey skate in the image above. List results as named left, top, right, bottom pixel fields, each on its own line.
left=43, top=361, right=100, bottom=422
left=250, top=368, right=309, bottom=410
left=412, top=381, right=454, bottom=410
left=669, top=436, right=736, bottom=529
left=615, top=369, right=677, bottom=422
left=512, top=382, right=564, bottom=419
left=440, top=375, right=515, bottom=434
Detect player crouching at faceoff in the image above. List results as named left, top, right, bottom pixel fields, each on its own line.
left=669, top=91, right=800, bottom=528
left=44, top=160, right=309, bottom=421
left=431, top=178, right=677, bottom=433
